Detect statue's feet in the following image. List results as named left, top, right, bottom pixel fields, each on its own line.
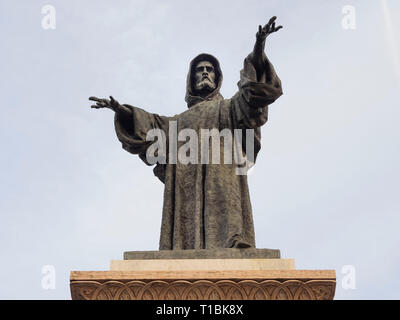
left=231, top=239, right=252, bottom=248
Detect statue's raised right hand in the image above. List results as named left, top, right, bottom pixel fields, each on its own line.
left=256, top=16, right=282, bottom=42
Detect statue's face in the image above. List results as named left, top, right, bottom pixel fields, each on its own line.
left=194, top=60, right=216, bottom=94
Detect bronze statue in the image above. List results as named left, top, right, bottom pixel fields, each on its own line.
left=90, top=16, right=283, bottom=250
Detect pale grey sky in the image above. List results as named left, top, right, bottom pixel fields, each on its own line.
left=0, top=0, right=399, bottom=299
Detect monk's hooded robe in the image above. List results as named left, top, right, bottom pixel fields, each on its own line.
left=114, top=52, right=282, bottom=250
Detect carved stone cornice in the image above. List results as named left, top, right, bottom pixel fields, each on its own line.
left=70, top=270, right=336, bottom=300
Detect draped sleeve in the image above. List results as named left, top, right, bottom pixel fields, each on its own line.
left=231, top=53, right=283, bottom=129
left=230, top=53, right=283, bottom=167
left=114, top=104, right=172, bottom=183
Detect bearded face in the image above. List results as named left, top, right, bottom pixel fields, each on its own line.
left=194, top=60, right=216, bottom=95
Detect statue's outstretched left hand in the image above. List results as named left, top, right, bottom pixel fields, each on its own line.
left=89, top=96, right=123, bottom=112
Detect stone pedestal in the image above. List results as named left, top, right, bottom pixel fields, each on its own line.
left=70, top=249, right=336, bottom=300
left=123, top=248, right=280, bottom=260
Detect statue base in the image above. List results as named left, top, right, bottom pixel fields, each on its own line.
left=123, top=248, right=280, bottom=260
left=70, top=249, right=336, bottom=300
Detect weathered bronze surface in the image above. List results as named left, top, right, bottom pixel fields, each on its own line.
left=90, top=17, right=283, bottom=250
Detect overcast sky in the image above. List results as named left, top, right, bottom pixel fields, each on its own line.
left=0, top=0, right=399, bottom=299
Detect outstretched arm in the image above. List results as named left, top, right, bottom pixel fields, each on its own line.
left=231, top=16, right=283, bottom=130
left=251, top=16, right=282, bottom=82
left=89, top=94, right=172, bottom=178
left=89, top=96, right=132, bottom=118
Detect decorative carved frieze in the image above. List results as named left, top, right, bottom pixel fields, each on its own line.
left=70, top=277, right=336, bottom=300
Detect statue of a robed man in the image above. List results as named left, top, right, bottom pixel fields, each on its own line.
left=90, top=17, right=283, bottom=250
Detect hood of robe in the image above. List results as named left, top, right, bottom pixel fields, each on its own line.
left=185, top=53, right=224, bottom=108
